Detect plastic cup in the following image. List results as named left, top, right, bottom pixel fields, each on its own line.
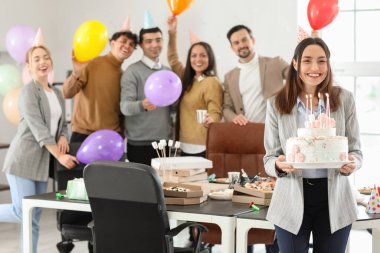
left=196, top=109, right=207, bottom=124
left=228, top=171, right=240, bottom=183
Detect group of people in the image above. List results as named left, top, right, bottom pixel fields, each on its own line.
left=0, top=14, right=361, bottom=253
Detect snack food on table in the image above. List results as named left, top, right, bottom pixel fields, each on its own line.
left=164, top=186, right=190, bottom=192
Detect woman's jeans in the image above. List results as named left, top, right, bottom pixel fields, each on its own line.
left=0, top=174, right=48, bottom=253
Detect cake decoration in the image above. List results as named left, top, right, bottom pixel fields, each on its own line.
left=286, top=93, right=348, bottom=164
left=366, top=185, right=380, bottom=214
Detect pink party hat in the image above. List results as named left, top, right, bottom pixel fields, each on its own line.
left=297, top=26, right=310, bottom=43
left=189, top=30, right=200, bottom=44
left=366, top=185, right=380, bottom=214
left=33, top=28, right=45, bottom=46
left=121, top=16, right=132, bottom=32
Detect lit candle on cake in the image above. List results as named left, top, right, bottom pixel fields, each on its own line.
left=308, top=94, right=315, bottom=125
left=305, top=94, right=309, bottom=127
left=310, top=94, right=313, bottom=117
left=325, top=93, right=330, bottom=128
left=318, top=93, right=323, bottom=128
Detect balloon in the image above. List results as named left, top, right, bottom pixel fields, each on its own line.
left=144, top=70, right=182, bottom=107
left=0, top=64, right=22, bottom=96
left=5, top=25, right=36, bottom=64
left=77, top=130, right=124, bottom=164
left=2, top=87, right=21, bottom=126
left=22, top=66, right=54, bottom=85
left=73, top=20, right=108, bottom=62
left=167, top=0, right=194, bottom=16
left=307, top=0, right=339, bottom=30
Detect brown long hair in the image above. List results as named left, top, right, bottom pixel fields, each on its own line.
left=275, top=37, right=341, bottom=114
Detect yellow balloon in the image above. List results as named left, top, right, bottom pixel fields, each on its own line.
left=73, top=20, right=108, bottom=62
left=3, top=87, right=21, bottom=126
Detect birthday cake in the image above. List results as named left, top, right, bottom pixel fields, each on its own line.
left=286, top=113, right=348, bottom=163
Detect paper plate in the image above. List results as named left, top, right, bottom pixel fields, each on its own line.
left=279, top=161, right=354, bottom=169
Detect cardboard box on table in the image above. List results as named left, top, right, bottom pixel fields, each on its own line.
left=162, top=182, right=207, bottom=205
left=232, top=184, right=273, bottom=206
left=151, top=156, right=213, bottom=170
left=151, top=156, right=212, bottom=183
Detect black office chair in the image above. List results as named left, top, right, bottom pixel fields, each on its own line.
left=83, top=161, right=209, bottom=253
left=55, top=142, right=93, bottom=252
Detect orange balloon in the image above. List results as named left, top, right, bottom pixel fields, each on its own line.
left=3, top=88, right=21, bottom=126
left=167, top=0, right=194, bottom=16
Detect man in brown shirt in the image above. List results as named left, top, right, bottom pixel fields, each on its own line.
left=63, top=31, right=138, bottom=142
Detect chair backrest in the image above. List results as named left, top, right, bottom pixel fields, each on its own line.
left=55, top=142, right=85, bottom=190
left=84, top=161, right=170, bottom=253
left=206, top=122, right=268, bottom=178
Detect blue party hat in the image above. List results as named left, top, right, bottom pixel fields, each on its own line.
left=144, top=10, right=156, bottom=29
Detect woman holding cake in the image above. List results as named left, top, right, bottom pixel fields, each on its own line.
left=264, top=37, right=362, bottom=253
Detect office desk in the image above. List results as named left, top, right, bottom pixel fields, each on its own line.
left=236, top=206, right=380, bottom=253
left=23, top=192, right=251, bottom=253
left=167, top=200, right=252, bottom=253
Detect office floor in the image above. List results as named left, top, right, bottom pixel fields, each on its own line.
left=0, top=188, right=373, bottom=253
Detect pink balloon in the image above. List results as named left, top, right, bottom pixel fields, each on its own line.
left=6, top=25, right=36, bottom=64
left=48, top=70, right=55, bottom=84
left=22, top=66, right=31, bottom=85
left=144, top=70, right=182, bottom=107
left=77, top=130, right=124, bottom=164
left=22, top=65, right=54, bottom=85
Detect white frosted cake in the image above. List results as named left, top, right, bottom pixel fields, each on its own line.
left=286, top=113, right=348, bottom=163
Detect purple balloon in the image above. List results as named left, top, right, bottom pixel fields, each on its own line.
left=6, top=25, right=36, bottom=64
left=77, top=130, right=124, bottom=164
left=144, top=70, right=182, bottom=107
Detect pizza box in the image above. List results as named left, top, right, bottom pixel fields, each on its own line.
left=151, top=156, right=213, bottom=170
left=157, top=168, right=206, bottom=177
left=165, top=172, right=208, bottom=183
left=165, top=195, right=208, bottom=205
left=162, top=182, right=204, bottom=198
left=173, top=168, right=206, bottom=176
left=185, top=181, right=229, bottom=195
left=234, top=184, right=273, bottom=199
left=231, top=192, right=271, bottom=206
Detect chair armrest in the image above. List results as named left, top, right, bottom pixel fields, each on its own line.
left=168, top=221, right=208, bottom=237
left=168, top=222, right=209, bottom=253
left=87, top=220, right=94, bottom=229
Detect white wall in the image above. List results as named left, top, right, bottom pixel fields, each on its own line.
left=0, top=0, right=297, bottom=184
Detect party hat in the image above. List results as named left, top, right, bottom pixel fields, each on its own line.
left=121, top=16, right=132, bottom=32
left=189, top=30, right=200, bottom=44
left=143, top=10, right=156, bottom=29
left=297, top=26, right=310, bottom=44
left=33, top=27, right=45, bottom=46
left=366, top=185, right=380, bottom=214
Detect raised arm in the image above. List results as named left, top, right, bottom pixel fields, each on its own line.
left=167, top=16, right=185, bottom=78
left=62, top=51, right=89, bottom=98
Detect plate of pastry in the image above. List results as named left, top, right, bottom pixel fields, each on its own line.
left=208, top=189, right=234, bottom=200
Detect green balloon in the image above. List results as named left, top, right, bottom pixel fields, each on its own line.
left=0, top=64, right=22, bottom=96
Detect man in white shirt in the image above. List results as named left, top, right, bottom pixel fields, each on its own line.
left=223, top=25, right=287, bottom=253
left=223, top=25, right=288, bottom=125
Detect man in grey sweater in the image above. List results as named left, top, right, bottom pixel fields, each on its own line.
left=120, top=26, right=173, bottom=165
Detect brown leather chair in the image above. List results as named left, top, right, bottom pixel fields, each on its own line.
left=202, top=122, right=276, bottom=246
